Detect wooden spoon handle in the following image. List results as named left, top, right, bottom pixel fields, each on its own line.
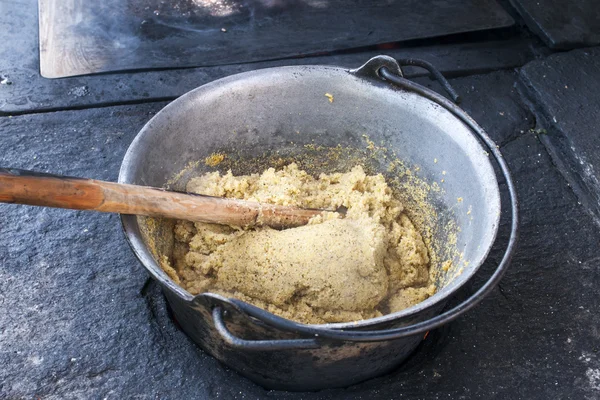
left=0, top=168, right=322, bottom=228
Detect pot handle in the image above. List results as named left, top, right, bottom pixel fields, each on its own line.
left=212, top=306, right=321, bottom=350
left=350, top=55, right=461, bottom=103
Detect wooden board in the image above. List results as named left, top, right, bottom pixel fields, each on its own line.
left=38, top=0, right=514, bottom=78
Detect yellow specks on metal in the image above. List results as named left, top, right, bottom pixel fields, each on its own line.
left=205, top=152, right=226, bottom=167
left=442, top=260, right=452, bottom=272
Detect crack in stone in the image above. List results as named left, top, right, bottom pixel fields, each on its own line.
left=0, top=97, right=175, bottom=118
left=496, top=83, right=537, bottom=148
left=87, top=367, right=117, bottom=379
left=139, top=277, right=154, bottom=297
left=497, top=283, right=510, bottom=301
left=139, top=278, right=170, bottom=345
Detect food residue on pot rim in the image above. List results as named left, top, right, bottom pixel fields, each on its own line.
left=204, top=152, right=226, bottom=167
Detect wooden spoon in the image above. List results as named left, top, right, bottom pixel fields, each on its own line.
left=0, top=168, right=335, bottom=229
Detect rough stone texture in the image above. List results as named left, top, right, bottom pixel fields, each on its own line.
left=0, top=0, right=537, bottom=115
left=509, top=0, right=600, bottom=49
left=416, top=70, right=535, bottom=146
left=0, top=104, right=267, bottom=399
left=519, top=48, right=600, bottom=227
left=2, top=72, right=600, bottom=398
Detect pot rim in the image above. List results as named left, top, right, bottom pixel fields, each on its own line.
left=119, top=58, right=503, bottom=331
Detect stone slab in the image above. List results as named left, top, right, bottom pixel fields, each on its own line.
left=0, top=0, right=535, bottom=115
left=2, top=71, right=600, bottom=398
left=519, top=47, right=600, bottom=227
left=509, top=0, right=600, bottom=49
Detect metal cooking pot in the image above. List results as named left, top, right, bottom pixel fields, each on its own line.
left=119, top=56, right=518, bottom=391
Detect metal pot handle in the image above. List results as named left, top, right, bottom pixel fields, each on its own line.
left=212, top=56, right=518, bottom=346
left=351, top=55, right=461, bottom=103
left=212, top=306, right=320, bottom=350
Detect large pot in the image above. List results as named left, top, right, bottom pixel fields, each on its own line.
left=119, top=56, right=518, bottom=391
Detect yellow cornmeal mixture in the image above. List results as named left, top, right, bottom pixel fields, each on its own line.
left=162, top=163, right=435, bottom=324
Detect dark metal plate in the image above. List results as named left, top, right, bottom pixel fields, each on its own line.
left=38, top=0, right=514, bottom=78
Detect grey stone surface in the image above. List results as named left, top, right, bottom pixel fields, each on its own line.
left=509, top=0, right=600, bottom=49
left=0, top=106, right=183, bottom=395
left=0, top=104, right=267, bottom=399
left=417, top=70, right=535, bottom=146
left=0, top=0, right=536, bottom=115
left=519, top=47, right=600, bottom=227
left=1, top=72, right=600, bottom=398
